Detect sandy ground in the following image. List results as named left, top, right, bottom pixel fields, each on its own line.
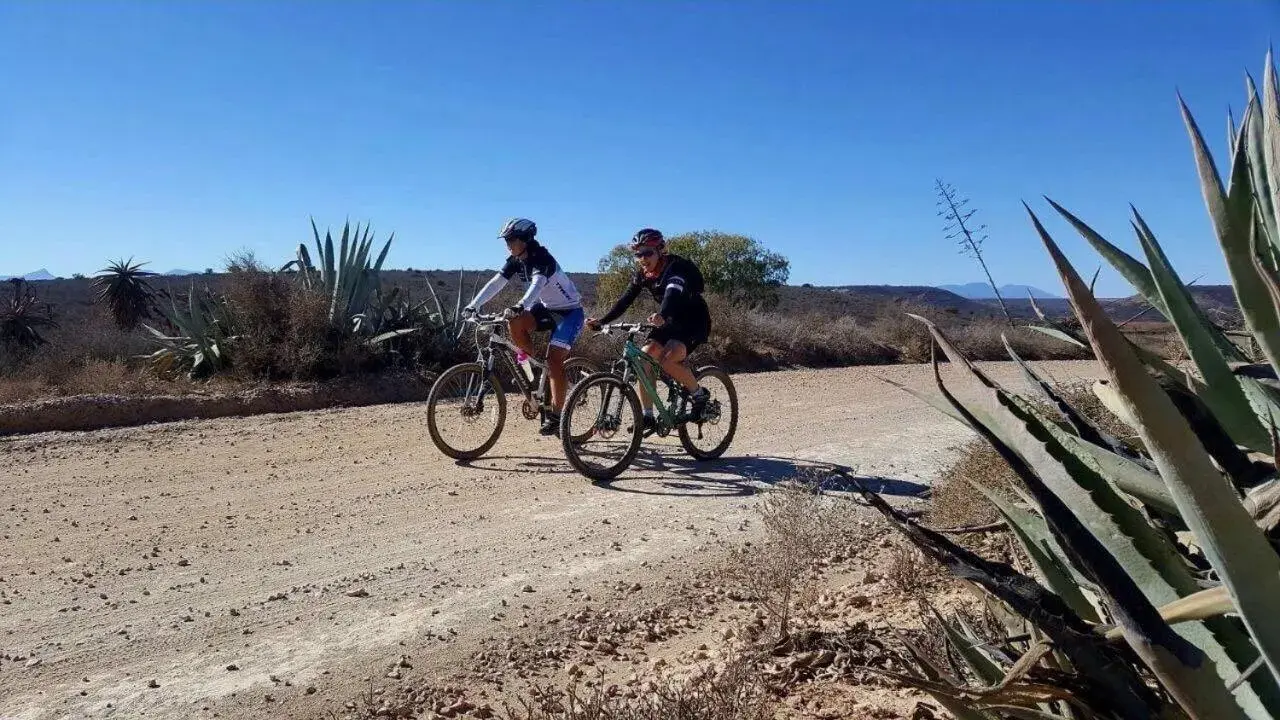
left=0, top=360, right=1104, bottom=719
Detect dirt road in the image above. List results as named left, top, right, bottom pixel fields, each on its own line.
left=0, top=361, right=1102, bottom=719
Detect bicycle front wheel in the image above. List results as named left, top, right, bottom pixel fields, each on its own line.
left=560, top=372, right=643, bottom=481
left=426, top=362, right=507, bottom=460
left=678, top=366, right=738, bottom=460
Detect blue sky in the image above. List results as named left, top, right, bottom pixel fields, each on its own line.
left=2, top=1, right=1277, bottom=297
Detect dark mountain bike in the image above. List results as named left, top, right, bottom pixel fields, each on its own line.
left=426, top=312, right=596, bottom=460
left=558, top=321, right=738, bottom=481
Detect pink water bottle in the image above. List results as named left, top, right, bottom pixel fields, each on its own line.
left=515, top=350, right=535, bottom=382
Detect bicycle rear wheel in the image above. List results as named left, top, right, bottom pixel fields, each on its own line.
left=678, top=366, right=738, bottom=460
left=559, top=372, right=643, bottom=481
left=426, top=362, right=507, bottom=460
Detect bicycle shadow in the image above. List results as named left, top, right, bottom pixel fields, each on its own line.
left=456, top=453, right=579, bottom=475
left=591, top=449, right=931, bottom=499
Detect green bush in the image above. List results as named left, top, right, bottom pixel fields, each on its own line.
left=595, top=230, right=790, bottom=310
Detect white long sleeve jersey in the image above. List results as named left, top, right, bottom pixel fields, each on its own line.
left=468, top=241, right=582, bottom=312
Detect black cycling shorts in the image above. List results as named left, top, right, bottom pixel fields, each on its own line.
left=647, top=307, right=711, bottom=354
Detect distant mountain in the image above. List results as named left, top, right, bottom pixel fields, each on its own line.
left=938, top=282, right=1061, bottom=300
left=163, top=268, right=199, bottom=276
left=0, top=269, right=56, bottom=282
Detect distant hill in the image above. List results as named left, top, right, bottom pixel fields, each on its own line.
left=163, top=269, right=200, bottom=277
left=938, top=282, right=1061, bottom=300
left=0, top=269, right=56, bottom=282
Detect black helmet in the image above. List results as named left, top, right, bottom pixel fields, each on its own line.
left=499, top=217, right=537, bottom=242
left=630, top=228, right=664, bottom=250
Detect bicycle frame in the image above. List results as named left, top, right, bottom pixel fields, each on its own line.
left=461, top=313, right=553, bottom=412
left=602, top=324, right=691, bottom=430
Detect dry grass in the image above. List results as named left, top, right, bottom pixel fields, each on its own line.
left=720, top=476, right=849, bottom=642
left=925, top=377, right=1139, bottom=534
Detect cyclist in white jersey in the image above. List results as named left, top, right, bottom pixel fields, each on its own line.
left=463, top=218, right=586, bottom=436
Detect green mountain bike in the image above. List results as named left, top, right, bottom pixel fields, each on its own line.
left=558, top=322, right=738, bottom=481
left=426, top=312, right=596, bottom=460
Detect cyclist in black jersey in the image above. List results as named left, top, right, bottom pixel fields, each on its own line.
left=587, top=228, right=711, bottom=434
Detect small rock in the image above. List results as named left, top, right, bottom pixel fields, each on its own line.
left=226, top=664, right=239, bottom=671
left=521, top=585, right=534, bottom=593
left=148, top=679, right=159, bottom=689
left=346, top=588, right=369, bottom=598
left=25, top=658, right=41, bottom=668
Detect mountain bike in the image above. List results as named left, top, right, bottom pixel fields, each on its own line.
left=426, top=312, right=597, bottom=460
left=558, top=321, right=738, bottom=481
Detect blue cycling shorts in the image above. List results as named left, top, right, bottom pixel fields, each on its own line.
left=531, top=304, right=585, bottom=350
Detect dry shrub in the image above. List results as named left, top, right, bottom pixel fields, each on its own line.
left=864, top=311, right=932, bottom=363
left=506, top=655, right=775, bottom=720
left=951, top=320, right=1090, bottom=361
left=721, top=476, right=846, bottom=642
left=698, top=298, right=898, bottom=371
left=885, top=542, right=938, bottom=598
left=926, top=440, right=1021, bottom=532
left=220, top=259, right=374, bottom=381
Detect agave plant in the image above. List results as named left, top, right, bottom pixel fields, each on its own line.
left=856, top=50, right=1280, bottom=719
left=93, top=258, right=158, bottom=331
left=352, top=285, right=434, bottom=347
left=282, top=219, right=393, bottom=331
left=0, top=278, right=58, bottom=351
left=140, top=283, right=234, bottom=379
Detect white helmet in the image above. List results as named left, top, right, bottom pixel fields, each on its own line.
left=499, top=218, right=537, bottom=243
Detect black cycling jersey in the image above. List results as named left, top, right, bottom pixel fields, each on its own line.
left=598, top=253, right=707, bottom=324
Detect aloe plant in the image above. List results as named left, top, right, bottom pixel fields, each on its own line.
left=0, top=278, right=58, bottom=351
left=92, top=258, right=159, bottom=331
left=858, top=49, right=1280, bottom=719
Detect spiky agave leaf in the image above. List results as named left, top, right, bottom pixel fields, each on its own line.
left=968, top=481, right=1101, bottom=623
left=1031, top=201, right=1280, bottom=704
left=1131, top=207, right=1278, bottom=455
left=849, top=467, right=1161, bottom=719
left=923, top=312, right=1276, bottom=717
left=1258, top=50, right=1280, bottom=259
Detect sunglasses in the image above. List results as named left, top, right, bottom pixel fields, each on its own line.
left=633, top=249, right=656, bottom=259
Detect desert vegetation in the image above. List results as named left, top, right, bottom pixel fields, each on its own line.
left=2, top=214, right=1142, bottom=416
left=464, top=48, right=1280, bottom=720
left=832, top=50, right=1280, bottom=719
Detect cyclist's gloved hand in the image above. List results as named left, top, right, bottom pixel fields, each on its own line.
left=503, top=305, right=524, bottom=320
left=647, top=313, right=666, bottom=327
left=585, top=317, right=601, bottom=332
left=461, top=306, right=477, bottom=319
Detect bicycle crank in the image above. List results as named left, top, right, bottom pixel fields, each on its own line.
left=521, top=398, right=539, bottom=420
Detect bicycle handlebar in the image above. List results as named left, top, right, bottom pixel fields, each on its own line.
left=594, top=321, right=657, bottom=335
left=454, top=311, right=508, bottom=341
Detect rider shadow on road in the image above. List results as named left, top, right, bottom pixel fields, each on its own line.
left=593, top=449, right=931, bottom=500
left=455, top=453, right=579, bottom=475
